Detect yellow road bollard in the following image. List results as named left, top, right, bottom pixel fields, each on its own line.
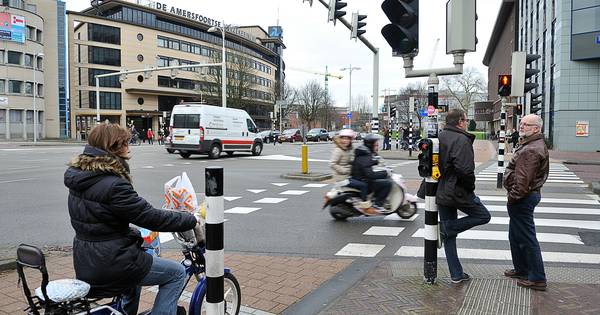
left=301, top=144, right=308, bottom=174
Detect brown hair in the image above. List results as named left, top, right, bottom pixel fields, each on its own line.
left=87, top=123, right=131, bottom=156
left=446, top=108, right=467, bottom=126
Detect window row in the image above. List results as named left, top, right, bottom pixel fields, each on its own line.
left=0, top=79, right=43, bottom=96
left=88, top=91, right=122, bottom=110
left=88, top=46, right=121, bottom=66
left=87, top=68, right=121, bottom=88
left=88, top=23, right=121, bottom=45
left=0, top=109, right=42, bottom=123
left=156, top=75, right=272, bottom=101
left=157, top=35, right=273, bottom=75
left=1, top=0, right=36, bottom=13
left=25, top=25, right=43, bottom=42
left=0, top=50, right=43, bottom=69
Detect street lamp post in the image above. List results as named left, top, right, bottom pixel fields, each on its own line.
left=340, top=65, right=360, bottom=128
left=208, top=21, right=227, bottom=108
left=33, top=52, right=44, bottom=144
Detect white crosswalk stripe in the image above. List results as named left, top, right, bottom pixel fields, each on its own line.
left=477, top=162, right=582, bottom=183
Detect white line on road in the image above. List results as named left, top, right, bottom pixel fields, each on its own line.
left=363, top=226, right=405, bottom=236
left=0, top=178, right=35, bottom=184
left=247, top=189, right=266, bottom=194
left=271, top=183, right=289, bottom=187
left=244, top=154, right=329, bottom=162
left=142, top=166, right=155, bottom=169
left=416, top=203, right=600, bottom=215
left=224, top=196, right=241, bottom=201
left=488, top=217, right=600, bottom=230
left=253, top=198, right=287, bottom=204
left=280, top=190, right=309, bottom=196
left=479, top=196, right=599, bottom=205
left=476, top=178, right=585, bottom=183
left=412, top=229, right=583, bottom=244
left=335, top=243, right=386, bottom=257
left=303, top=183, right=328, bottom=188
left=395, top=246, right=600, bottom=264
left=225, top=207, right=261, bottom=214
left=384, top=213, right=420, bottom=221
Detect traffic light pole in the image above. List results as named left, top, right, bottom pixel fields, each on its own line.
left=409, top=97, right=414, bottom=157
left=497, top=97, right=508, bottom=189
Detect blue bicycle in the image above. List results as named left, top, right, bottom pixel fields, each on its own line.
left=16, top=232, right=241, bottom=315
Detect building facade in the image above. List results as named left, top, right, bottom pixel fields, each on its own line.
left=67, top=0, right=285, bottom=139
left=0, top=0, right=67, bottom=140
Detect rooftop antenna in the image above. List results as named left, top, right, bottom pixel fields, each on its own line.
left=276, top=5, right=280, bottom=26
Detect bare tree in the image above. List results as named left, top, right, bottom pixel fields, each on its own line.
left=296, top=80, right=327, bottom=129
left=352, top=95, right=372, bottom=130
left=442, top=67, right=487, bottom=112
left=272, top=80, right=297, bottom=130
left=204, top=52, right=257, bottom=108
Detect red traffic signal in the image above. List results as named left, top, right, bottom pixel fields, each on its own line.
left=498, top=75, right=511, bottom=97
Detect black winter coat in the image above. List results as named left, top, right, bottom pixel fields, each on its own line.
left=350, top=145, right=388, bottom=184
left=64, top=145, right=197, bottom=297
left=435, top=125, right=477, bottom=208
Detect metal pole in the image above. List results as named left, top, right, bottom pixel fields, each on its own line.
left=33, top=64, right=37, bottom=144
left=424, top=74, right=439, bottom=285
left=497, top=97, right=507, bottom=189
left=221, top=21, right=227, bottom=108
left=95, top=76, right=100, bottom=123
left=372, top=49, right=379, bottom=134
left=409, top=97, right=414, bottom=157
left=349, top=65, right=352, bottom=128
left=205, top=167, right=225, bottom=315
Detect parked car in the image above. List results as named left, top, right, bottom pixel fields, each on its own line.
left=306, top=128, right=330, bottom=142
left=279, top=129, right=303, bottom=143
left=258, top=130, right=281, bottom=143
left=328, top=130, right=338, bottom=139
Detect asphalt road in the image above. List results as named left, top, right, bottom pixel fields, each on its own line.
left=2, top=141, right=600, bottom=269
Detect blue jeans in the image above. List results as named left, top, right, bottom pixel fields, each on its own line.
left=438, top=196, right=491, bottom=280
left=348, top=178, right=369, bottom=201
left=370, top=179, right=392, bottom=207
left=120, top=256, right=188, bottom=315
left=508, top=192, right=546, bottom=282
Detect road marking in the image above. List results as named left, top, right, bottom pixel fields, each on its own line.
left=363, top=226, right=405, bottom=236
left=247, top=189, right=266, bottom=194
left=478, top=172, right=580, bottom=178
left=0, top=178, right=35, bottom=184
left=271, top=183, right=289, bottom=187
left=253, top=198, right=287, bottom=204
left=412, top=229, right=583, bottom=244
left=224, top=196, right=241, bottom=201
left=484, top=205, right=600, bottom=216
left=303, top=183, right=328, bottom=188
left=163, top=164, right=175, bottom=167
left=142, top=166, right=155, bottom=169
left=390, top=161, right=418, bottom=167
left=182, top=162, right=192, bottom=165
left=280, top=190, right=309, bottom=195
left=225, top=207, right=261, bottom=214
left=335, top=243, right=386, bottom=257
left=394, top=246, right=600, bottom=264
left=478, top=195, right=599, bottom=205
left=487, top=217, right=600, bottom=230
left=383, top=213, right=420, bottom=221
left=244, top=154, right=329, bottom=162
left=476, top=178, right=585, bottom=184
left=588, top=194, right=600, bottom=201
left=159, top=232, right=174, bottom=244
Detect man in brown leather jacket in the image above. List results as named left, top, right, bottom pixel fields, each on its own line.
left=503, top=114, right=549, bottom=291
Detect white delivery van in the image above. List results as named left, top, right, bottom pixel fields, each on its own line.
left=166, top=103, right=263, bottom=159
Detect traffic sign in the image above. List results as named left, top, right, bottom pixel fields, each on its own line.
left=419, top=109, right=428, bottom=117
left=347, top=112, right=353, bottom=119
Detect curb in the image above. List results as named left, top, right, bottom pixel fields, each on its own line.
left=281, top=173, right=332, bottom=181
left=591, top=181, right=600, bottom=195
left=565, top=160, right=600, bottom=166
left=0, top=258, right=16, bottom=272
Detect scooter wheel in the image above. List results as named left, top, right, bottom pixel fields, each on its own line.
left=331, top=212, right=349, bottom=221
left=397, top=203, right=417, bottom=219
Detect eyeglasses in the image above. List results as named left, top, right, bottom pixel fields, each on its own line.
left=520, top=123, right=538, bottom=127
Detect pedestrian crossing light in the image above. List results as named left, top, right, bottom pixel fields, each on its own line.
left=530, top=93, right=543, bottom=114
left=516, top=104, right=523, bottom=115
left=381, top=0, right=419, bottom=56
left=417, top=138, right=432, bottom=177
left=498, top=74, right=511, bottom=97
left=351, top=12, right=367, bottom=39
left=328, top=0, right=347, bottom=25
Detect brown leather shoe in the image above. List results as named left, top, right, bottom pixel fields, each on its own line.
left=504, top=269, right=527, bottom=280
left=517, top=279, right=547, bottom=291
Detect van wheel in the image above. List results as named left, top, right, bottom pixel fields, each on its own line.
left=166, top=149, right=175, bottom=154
left=180, top=152, right=191, bottom=159
left=209, top=144, right=222, bottom=159
left=252, top=142, right=263, bottom=156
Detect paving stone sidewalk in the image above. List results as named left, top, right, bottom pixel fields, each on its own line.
left=0, top=250, right=352, bottom=315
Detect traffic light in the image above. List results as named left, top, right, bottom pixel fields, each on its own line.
left=498, top=74, right=511, bottom=97
left=351, top=12, right=367, bottom=39
left=381, top=0, right=419, bottom=56
left=515, top=104, right=523, bottom=115
left=524, top=54, right=541, bottom=93
left=328, top=0, right=347, bottom=25
left=529, top=93, right=542, bottom=113
left=417, top=138, right=432, bottom=177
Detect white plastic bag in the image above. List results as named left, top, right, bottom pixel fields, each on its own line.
left=163, top=172, right=205, bottom=245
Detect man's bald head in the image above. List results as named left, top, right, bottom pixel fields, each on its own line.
left=519, top=114, right=543, bottom=137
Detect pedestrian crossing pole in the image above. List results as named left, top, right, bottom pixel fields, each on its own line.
left=205, top=167, right=225, bottom=315
left=497, top=97, right=507, bottom=189
left=424, top=75, right=440, bottom=284
left=395, top=105, right=400, bottom=150
left=409, top=97, right=415, bottom=157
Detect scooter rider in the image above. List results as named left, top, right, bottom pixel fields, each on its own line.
left=350, top=134, right=392, bottom=213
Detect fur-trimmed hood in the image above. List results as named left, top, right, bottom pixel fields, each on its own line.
left=65, top=145, right=131, bottom=191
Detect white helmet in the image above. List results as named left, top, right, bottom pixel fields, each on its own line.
left=338, top=129, right=355, bottom=138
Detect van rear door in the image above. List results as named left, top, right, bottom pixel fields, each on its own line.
left=172, top=113, right=201, bottom=145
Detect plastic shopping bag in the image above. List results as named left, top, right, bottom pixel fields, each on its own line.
left=163, top=172, right=205, bottom=245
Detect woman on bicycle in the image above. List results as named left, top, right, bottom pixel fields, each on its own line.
left=64, top=122, right=198, bottom=315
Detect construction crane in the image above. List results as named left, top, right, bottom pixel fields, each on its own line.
left=287, top=66, right=343, bottom=94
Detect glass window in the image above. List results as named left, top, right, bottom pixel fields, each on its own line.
left=172, top=114, right=200, bottom=129
left=572, top=6, right=600, bottom=34
left=89, top=91, right=122, bottom=110
left=10, top=110, right=22, bottom=123
left=89, top=69, right=121, bottom=88
left=0, top=109, right=5, bottom=122
left=36, top=57, right=43, bottom=70
left=24, top=54, right=33, bottom=67
left=37, top=84, right=43, bottom=97
left=0, top=50, right=3, bottom=63
left=26, top=3, right=36, bottom=13
left=9, top=0, right=23, bottom=8
left=88, top=46, right=121, bottom=66
left=36, top=30, right=42, bottom=42
left=0, top=79, right=5, bottom=93
left=26, top=110, right=33, bottom=123
left=7, top=51, right=21, bottom=65
left=8, top=80, right=22, bottom=93
left=88, top=23, right=121, bottom=45
left=24, top=82, right=33, bottom=95
left=26, top=26, right=35, bottom=40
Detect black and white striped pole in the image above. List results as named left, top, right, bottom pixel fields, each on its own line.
left=497, top=98, right=507, bottom=189
left=205, top=167, right=224, bottom=315
left=409, top=97, right=415, bottom=157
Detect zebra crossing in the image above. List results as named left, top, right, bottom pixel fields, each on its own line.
left=475, top=163, right=585, bottom=184
left=336, top=193, right=600, bottom=265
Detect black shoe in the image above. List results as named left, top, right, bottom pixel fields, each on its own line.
left=177, top=306, right=187, bottom=315
left=504, top=269, right=527, bottom=280
left=451, top=273, right=471, bottom=284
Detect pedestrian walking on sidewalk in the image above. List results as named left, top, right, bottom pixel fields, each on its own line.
left=503, top=114, right=549, bottom=291
left=436, top=109, right=491, bottom=283
left=147, top=128, right=154, bottom=145
left=64, top=123, right=199, bottom=314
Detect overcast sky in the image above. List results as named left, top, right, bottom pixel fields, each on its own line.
left=65, top=0, right=502, bottom=109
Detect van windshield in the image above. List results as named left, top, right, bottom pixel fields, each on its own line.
left=173, top=114, right=200, bottom=129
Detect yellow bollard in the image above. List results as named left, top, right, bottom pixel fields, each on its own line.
left=301, top=144, right=308, bottom=174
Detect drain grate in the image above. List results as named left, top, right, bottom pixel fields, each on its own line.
left=458, top=278, right=531, bottom=315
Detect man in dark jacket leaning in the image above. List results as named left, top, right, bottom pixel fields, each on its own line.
left=503, top=114, right=549, bottom=291
left=351, top=134, right=391, bottom=213
left=436, top=109, right=491, bottom=283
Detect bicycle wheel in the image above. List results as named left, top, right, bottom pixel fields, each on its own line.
left=199, top=272, right=241, bottom=315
